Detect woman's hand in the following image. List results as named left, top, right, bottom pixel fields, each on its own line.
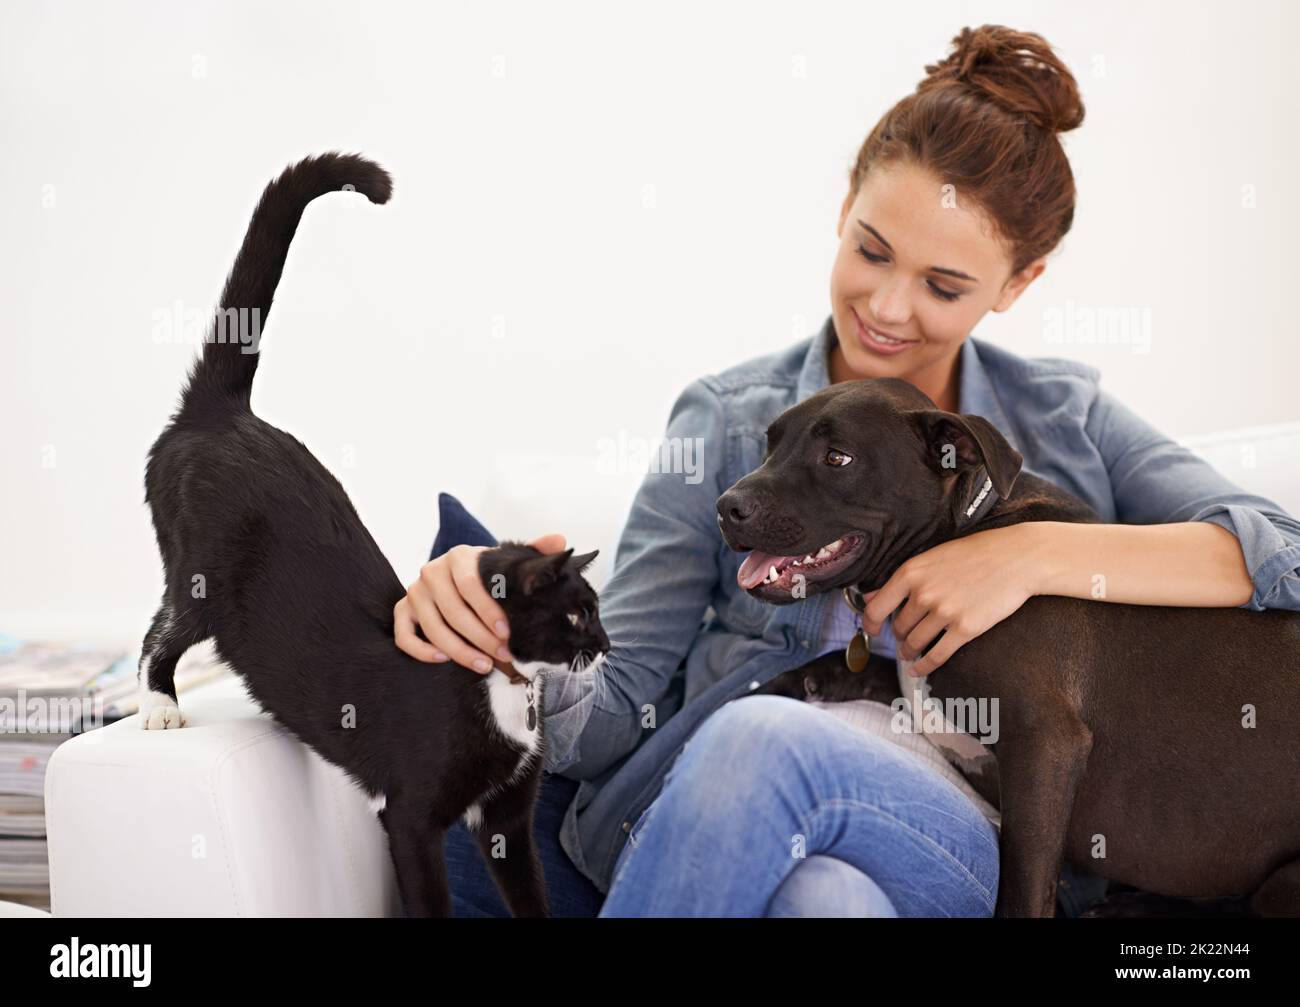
left=394, top=532, right=568, bottom=673
left=861, top=523, right=1045, bottom=677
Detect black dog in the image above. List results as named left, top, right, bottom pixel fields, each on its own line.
left=140, top=153, right=609, bottom=917
left=717, top=377, right=1300, bottom=917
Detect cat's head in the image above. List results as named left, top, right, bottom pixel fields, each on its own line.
left=477, top=541, right=610, bottom=669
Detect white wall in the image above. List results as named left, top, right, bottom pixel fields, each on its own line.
left=2, top=0, right=1297, bottom=641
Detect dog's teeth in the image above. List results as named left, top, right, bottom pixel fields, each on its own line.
left=816, top=547, right=831, bottom=559
left=828, top=539, right=843, bottom=551
left=768, top=565, right=780, bottom=583
left=804, top=554, right=815, bottom=563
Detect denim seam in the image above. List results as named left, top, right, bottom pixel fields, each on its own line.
left=797, top=798, right=998, bottom=914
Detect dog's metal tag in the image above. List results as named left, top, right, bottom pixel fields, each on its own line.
left=525, top=681, right=537, bottom=731
left=845, top=629, right=870, bottom=673
left=842, top=585, right=871, bottom=673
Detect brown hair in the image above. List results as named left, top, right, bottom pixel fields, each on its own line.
left=849, top=24, right=1085, bottom=277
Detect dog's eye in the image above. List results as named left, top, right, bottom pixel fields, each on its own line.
left=567, top=611, right=582, bottom=627
left=825, top=449, right=853, bottom=467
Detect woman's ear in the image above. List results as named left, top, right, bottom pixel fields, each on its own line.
left=993, top=256, right=1047, bottom=312
left=909, top=409, right=1024, bottom=499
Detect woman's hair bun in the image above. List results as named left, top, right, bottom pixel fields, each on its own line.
left=920, top=24, right=1084, bottom=134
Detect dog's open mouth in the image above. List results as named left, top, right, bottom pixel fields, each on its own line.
left=736, top=533, right=868, bottom=594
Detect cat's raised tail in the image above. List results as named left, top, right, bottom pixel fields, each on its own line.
left=180, top=151, right=392, bottom=418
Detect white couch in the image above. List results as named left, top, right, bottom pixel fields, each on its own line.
left=43, top=423, right=1300, bottom=916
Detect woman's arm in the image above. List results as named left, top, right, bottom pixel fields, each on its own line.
left=871, top=385, right=1300, bottom=676
left=1022, top=519, right=1254, bottom=607
left=539, top=377, right=726, bottom=779
left=1084, top=386, right=1300, bottom=611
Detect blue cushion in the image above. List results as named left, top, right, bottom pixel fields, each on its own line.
left=429, top=492, right=499, bottom=561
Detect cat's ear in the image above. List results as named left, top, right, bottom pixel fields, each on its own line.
left=520, top=548, right=574, bottom=595
left=569, top=549, right=599, bottom=573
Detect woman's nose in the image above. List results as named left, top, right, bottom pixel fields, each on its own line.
left=869, top=277, right=912, bottom=328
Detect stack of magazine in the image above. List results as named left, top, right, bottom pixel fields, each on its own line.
left=0, top=633, right=231, bottom=911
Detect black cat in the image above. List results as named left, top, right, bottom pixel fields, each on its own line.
left=139, top=152, right=610, bottom=917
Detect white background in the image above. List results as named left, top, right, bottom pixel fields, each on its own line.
left=2, top=0, right=1297, bottom=640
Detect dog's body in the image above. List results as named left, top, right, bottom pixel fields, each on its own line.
left=140, top=153, right=607, bottom=917
left=718, top=377, right=1300, bottom=917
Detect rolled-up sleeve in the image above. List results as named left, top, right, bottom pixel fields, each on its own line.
left=541, top=377, right=727, bottom=776
left=1084, top=386, right=1300, bottom=612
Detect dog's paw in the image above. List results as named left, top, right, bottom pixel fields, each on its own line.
left=139, top=690, right=188, bottom=730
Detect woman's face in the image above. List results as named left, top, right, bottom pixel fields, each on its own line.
left=829, top=160, right=1044, bottom=388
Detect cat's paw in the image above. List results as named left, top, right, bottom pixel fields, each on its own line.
left=139, top=690, right=188, bottom=730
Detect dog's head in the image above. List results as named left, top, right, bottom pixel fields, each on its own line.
left=715, top=377, right=1022, bottom=604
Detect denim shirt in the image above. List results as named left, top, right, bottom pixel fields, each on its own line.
left=539, top=313, right=1300, bottom=899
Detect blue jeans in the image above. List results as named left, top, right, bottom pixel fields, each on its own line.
left=599, top=695, right=1000, bottom=917
left=432, top=493, right=999, bottom=917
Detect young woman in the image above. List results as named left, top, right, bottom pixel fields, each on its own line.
left=393, top=25, right=1300, bottom=916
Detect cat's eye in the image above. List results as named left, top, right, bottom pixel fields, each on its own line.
left=825, top=449, right=853, bottom=467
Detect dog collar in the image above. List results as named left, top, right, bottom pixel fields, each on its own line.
left=956, top=465, right=998, bottom=530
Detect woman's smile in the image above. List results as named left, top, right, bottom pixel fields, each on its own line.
left=854, top=309, right=918, bottom=355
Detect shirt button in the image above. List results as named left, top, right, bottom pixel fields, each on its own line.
left=622, top=821, right=632, bottom=833
left=748, top=680, right=760, bottom=691
left=801, top=639, right=810, bottom=648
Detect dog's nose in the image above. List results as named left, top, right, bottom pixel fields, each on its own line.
left=717, top=489, right=757, bottom=525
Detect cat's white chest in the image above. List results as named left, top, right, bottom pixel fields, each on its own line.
left=483, top=665, right=546, bottom=753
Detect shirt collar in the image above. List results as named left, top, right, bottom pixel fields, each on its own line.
left=797, top=314, right=1019, bottom=455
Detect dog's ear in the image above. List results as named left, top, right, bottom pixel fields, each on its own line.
left=909, top=410, right=1023, bottom=499
left=520, top=548, right=574, bottom=595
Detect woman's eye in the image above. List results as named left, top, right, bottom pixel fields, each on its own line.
left=825, top=449, right=853, bottom=467
left=854, top=244, right=963, bottom=303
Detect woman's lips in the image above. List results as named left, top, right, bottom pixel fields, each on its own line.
left=854, top=311, right=916, bottom=356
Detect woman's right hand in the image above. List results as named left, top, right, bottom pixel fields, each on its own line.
left=393, top=532, right=569, bottom=674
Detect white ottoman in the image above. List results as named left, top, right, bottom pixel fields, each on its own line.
left=44, top=673, right=399, bottom=917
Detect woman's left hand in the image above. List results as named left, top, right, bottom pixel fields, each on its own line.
left=861, top=523, right=1045, bottom=677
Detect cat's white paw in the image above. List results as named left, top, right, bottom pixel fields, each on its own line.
left=139, top=690, right=187, bottom=730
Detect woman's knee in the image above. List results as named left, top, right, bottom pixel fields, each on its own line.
left=649, top=696, right=806, bottom=811
left=685, top=694, right=825, bottom=768
left=766, top=855, right=899, bottom=918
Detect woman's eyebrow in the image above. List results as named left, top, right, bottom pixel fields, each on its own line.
left=858, top=220, right=980, bottom=283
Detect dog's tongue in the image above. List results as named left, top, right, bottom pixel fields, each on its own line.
left=737, top=550, right=788, bottom=589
